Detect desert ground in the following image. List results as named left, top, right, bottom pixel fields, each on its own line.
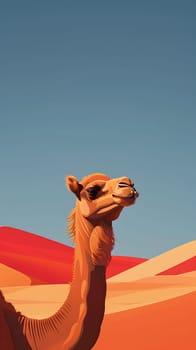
left=0, top=227, right=196, bottom=349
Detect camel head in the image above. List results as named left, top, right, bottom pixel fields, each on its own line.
left=65, top=173, right=139, bottom=223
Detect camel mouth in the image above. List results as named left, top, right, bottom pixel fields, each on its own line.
left=112, top=194, right=135, bottom=201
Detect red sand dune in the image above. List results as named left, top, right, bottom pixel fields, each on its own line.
left=0, top=227, right=74, bottom=284
left=0, top=227, right=146, bottom=284
left=1, top=227, right=195, bottom=287
left=92, top=292, right=196, bottom=350
left=158, top=256, right=196, bottom=275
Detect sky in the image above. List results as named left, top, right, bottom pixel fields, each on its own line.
left=0, top=1, right=195, bottom=258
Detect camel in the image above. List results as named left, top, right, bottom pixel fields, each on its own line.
left=0, top=172, right=139, bottom=350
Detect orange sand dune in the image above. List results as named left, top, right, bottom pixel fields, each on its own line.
left=1, top=275, right=195, bottom=349
left=93, top=292, right=196, bottom=350
left=2, top=288, right=195, bottom=350
left=0, top=263, right=30, bottom=287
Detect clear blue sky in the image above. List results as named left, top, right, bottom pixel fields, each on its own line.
left=0, top=1, right=195, bottom=258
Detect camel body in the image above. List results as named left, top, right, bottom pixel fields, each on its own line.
left=0, top=173, right=138, bottom=349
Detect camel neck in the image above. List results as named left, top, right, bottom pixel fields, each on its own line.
left=70, top=265, right=106, bottom=350
left=22, top=213, right=111, bottom=350
left=62, top=214, right=110, bottom=349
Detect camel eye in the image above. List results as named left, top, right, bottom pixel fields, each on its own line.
left=86, top=185, right=101, bottom=200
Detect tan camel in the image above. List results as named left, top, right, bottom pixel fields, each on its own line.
left=0, top=173, right=139, bottom=350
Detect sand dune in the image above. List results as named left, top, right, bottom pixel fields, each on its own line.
left=106, top=272, right=196, bottom=311
left=1, top=232, right=195, bottom=350
left=0, top=226, right=74, bottom=284
left=179, top=271, right=196, bottom=277
left=1, top=227, right=195, bottom=287
left=2, top=271, right=196, bottom=318
left=106, top=277, right=196, bottom=314
left=0, top=263, right=30, bottom=287
left=159, top=255, right=196, bottom=275
left=0, top=226, right=146, bottom=284
left=92, top=292, right=196, bottom=350
left=3, top=283, right=194, bottom=349
left=1, top=284, right=70, bottom=318
left=1, top=234, right=196, bottom=319
left=109, top=240, right=196, bottom=282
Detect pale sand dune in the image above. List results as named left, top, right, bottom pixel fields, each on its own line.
left=109, top=240, right=196, bottom=282
left=2, top=273, right=196, bottom=318
left=2, top=284, right=70, bottom=300
left=107, top=274, right=196, bottom=297
left=105, top=285, right=196, bottom=314
left=179, top=271, right=196, bottom=277
left=1, top=284, right=70, bottom=318
left=0, top=263, right=31, bottom=287
left=106, top=273, right=196, bottom=313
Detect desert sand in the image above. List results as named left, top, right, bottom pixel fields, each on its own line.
left=1, top=272, right=196, bottom=350
left=93, top=291, right=196, bottom=350
left=0, top=263, right=31, bottom=287
left=109, top=240, right=196, bottom=282
left=0, top=227, right=195, bottom=349
left=2, top=271, right=196, bottom=317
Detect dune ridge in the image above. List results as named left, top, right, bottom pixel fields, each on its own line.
left=0, top=263, right=31, bottom=287
left=109, top=240, right=196, bottom=282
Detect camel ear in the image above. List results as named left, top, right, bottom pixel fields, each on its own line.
left=65, top=175, right=83, bottom=200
